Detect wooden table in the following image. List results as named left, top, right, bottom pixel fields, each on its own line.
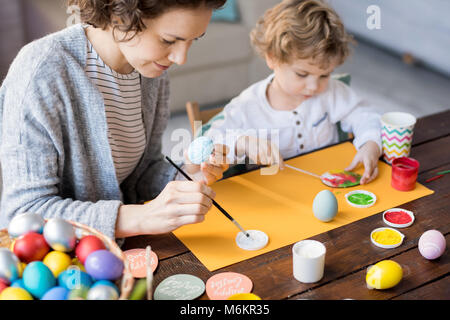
left=123, top=110, right=450, bottom=301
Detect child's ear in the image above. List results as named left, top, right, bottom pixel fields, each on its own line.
left=265, top=53, right=276, bottom=70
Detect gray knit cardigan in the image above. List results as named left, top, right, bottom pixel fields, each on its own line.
left=0, top=24, right=177, bottom=239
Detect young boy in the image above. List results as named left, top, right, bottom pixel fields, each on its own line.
left=204, top=0, right=382, bottom=184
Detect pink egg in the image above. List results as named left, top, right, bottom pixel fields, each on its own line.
left=418, top=230, right=446, bottom=260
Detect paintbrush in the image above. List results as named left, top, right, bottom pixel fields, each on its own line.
left=165, top=156, right=250, bottom=238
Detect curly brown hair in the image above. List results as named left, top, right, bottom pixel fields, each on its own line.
left=68, top=0, right=227, bottom=40
left=250, top=0, right=354, bottom=69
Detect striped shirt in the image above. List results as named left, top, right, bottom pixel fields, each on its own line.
left=85, top=40, right=146, bottom=184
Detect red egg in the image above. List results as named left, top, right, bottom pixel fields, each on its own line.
left=75, top=235, right=106, bottom=264
left=0, top=279, right=8, bottom=294
left=13, top=232, right=50, bottom=263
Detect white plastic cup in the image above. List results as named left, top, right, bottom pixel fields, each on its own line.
left=292, top=240, right=326, bottom=283
left=380, top=112, right=416, bottom=164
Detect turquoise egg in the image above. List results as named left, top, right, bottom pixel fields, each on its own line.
left=92, top=280, right=119, bottom=294
left=41, top=286, right=69, bottom=300
left=312, top=190, right=338, bottom=222
left=11, top=278, right=26, bottom=290
left=58, top=268, right=93, bottom=291
left=0, top=248, right=21, bottom=284
left=22, top=261, right=56, bottom=299
left=187, top=137, right=214, bottom=164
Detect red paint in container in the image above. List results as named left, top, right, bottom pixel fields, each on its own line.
left=384, top=210, right=412, bottom=224
left=391, top=157, right=419, bottom=191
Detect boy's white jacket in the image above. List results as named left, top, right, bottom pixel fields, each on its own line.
left=204, top=74, right=382, bottom=163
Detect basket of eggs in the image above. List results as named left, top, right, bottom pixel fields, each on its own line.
left=0, top=213, right=134, bottom=300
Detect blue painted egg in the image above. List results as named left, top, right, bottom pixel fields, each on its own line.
left=92, top=280, right=119, bottom=294
left=11, top=278, right=26, bottom=290
left=312, top=190, right=338, bottom=222
left=7, top=213, right=45, bottom=238
left=87, top=284, right=119, bottom=300
left=0, top=248, right=21, bottom=284
left=58, top=268, right=93, bottom=290
left=43, top=218, right=77, bottom=252
left=41, top=286, right=69, bottom=300
left=85, top=250, right=124, bottom=281
left=187, top=136, right=215, bottom=164
left=22, top=261, right=56, bottom=299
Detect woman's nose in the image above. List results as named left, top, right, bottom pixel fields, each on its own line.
left=168, top=42, right=190, bottom=66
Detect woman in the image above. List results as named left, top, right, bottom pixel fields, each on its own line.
left=0, top=0, right=229, bottom=240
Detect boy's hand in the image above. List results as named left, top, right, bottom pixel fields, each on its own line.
left=183, top=144, right=230, bottom=185
left=345, top=140, right=381, bottom=185
left=236, top=135, right=285, bottom=169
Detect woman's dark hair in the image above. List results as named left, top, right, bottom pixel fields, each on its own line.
left=68, top=0, right=227, bottom=40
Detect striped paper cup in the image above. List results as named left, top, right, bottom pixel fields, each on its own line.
left=381, top=112, right=416, bottom=164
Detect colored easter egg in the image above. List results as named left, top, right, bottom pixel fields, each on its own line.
left=91, top=280, right=119, bottom=294
left=11, top=278, right=26, bottom=290
left=7, top=212, right=45, bottom=238
left=312, top=190, right=338, bottom=222
left=13, top=232, right=50, bottom=263
left=366, top=260, right=402, bottom=290
left=87, top=284, right=119, bottom=300
left=0, top=279, right=8, bottom=294
left=41, top=286, right=69, bottom=300
left=187, top=136, right=215, bottom=164
left=71, top=257, right=86, bottom=272
left=84, top=250, right=124, bottom=281
left=0, top=287, right=33, bottom=300
left=0, top=248, right=21, bottom=284
left=128, top=278, right=147, bottom=300
left=58, top=268, right=93, bottom=290
left=227, top=293, right=261, bottom=300
left=68, top=286, right=89, bottom=300
left=43, top=251, right=72, bottom=277
left=418, top=230, right=446, bottom=260
left=22, top=261, right=56, bottom=299
left=75, top=235, right=106, bottom=264
left=43, top=218, right=77, bottom=252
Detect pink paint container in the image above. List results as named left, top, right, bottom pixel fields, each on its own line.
left=391, top=157, right=420, bottom=191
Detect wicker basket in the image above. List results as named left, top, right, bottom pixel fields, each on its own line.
left=0, top=220, right=134, bottom=300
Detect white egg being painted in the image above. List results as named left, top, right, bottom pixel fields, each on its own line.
left=312, top=190, right=338, bottom=222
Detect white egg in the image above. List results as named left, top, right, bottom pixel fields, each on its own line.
left=312, top=190, right=338, bottom=222
left=7, top=212, right=45, bottom=238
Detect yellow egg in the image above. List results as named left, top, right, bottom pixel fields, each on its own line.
left=0, top=287, right=33, bottom=300
left=71, top=257, right=86, bottom=272
left=227, top=293, right=262, bottom=300
left=366, top=260, right=403, bottom=289
left=18, top=262, right=27, bottom=278
left=43, top=251, right=72, bottom=277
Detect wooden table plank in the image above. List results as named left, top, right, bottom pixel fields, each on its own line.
left=410, top=135, right=450, bottom=173
left=412, top=110, right=450, bottom=146
left=290, top=234, right=449, bottom=300
left=393, top=275, right=450, bottom=300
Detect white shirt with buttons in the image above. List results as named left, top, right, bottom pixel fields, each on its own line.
left=204, top=74, right=382, bottom=163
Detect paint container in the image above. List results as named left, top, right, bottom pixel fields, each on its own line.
left=391, top=157, right=419, bottom=191
left=370, top=227, right=405, bottom=249
left=382, top=208, right=415, bottom=228
left=381, top=112, right=416, bottom=164
left=292, top=240, right=326, bottom=283
left=345, top=190, right=377, bottom=208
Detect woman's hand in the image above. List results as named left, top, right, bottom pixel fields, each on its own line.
left=183, top=144, right=230, bottom=185
left=236, top=135, right=285, bottom=169
left=115, top=180, right=216, bottom=237
left=345, top=140, right=381, bottom=184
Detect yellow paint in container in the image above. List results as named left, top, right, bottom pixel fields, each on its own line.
left=370, top=227, right=404, bottom=249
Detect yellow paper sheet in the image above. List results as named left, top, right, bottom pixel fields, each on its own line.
left=173, top=142, right=434, bottom=271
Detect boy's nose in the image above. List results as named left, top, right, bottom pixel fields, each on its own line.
left=306, top=77, right=319, bottom=92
